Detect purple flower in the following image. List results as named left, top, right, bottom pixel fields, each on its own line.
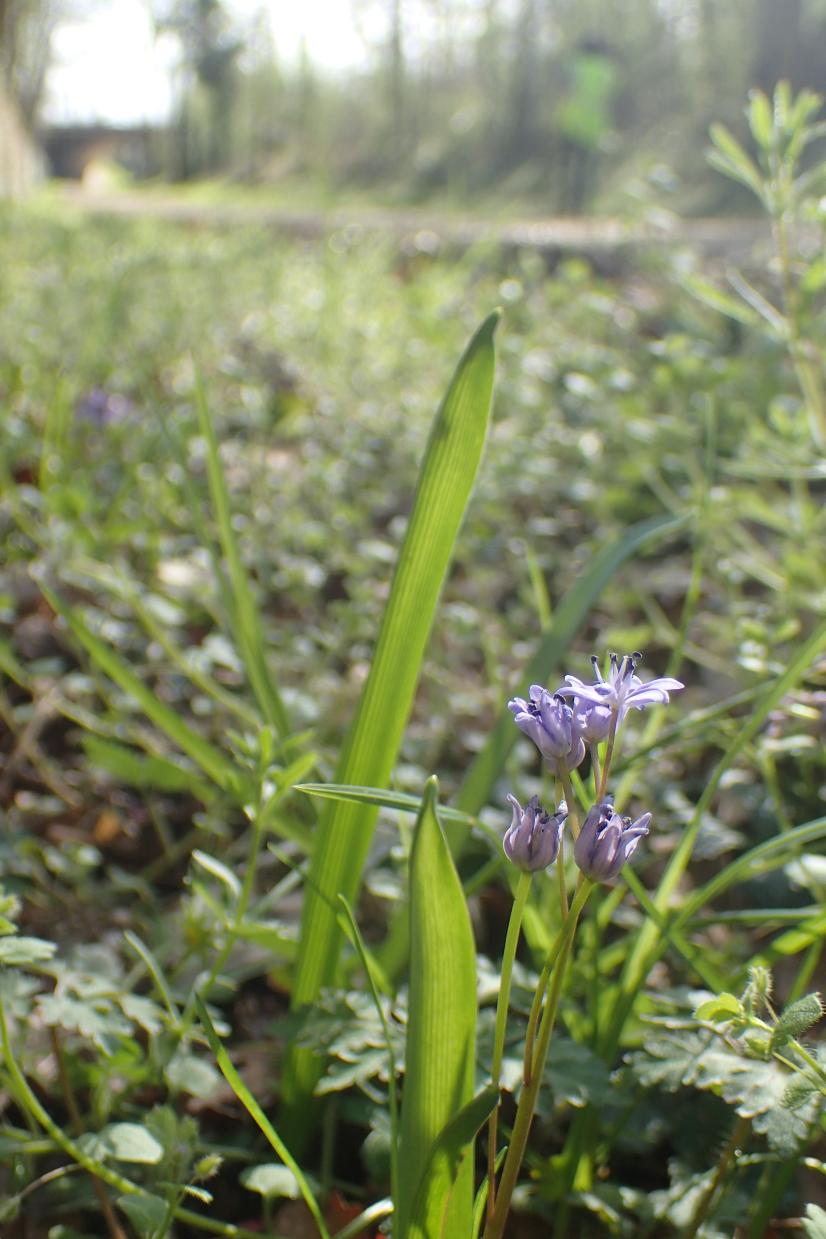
left=557, top=653, right=683, bottom=726
left=75, top=387, right=132, bottom=427
left=503, top=794, right=566, bottom=872
left=508, top=685, right=586, bottom=770
left=573, top=800, right=651, bottom=883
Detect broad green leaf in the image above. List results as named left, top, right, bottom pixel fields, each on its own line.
left=194, top=380, right=290, bottom=737
left=455, top=512, right=685, bottom=824
left=0, top=937, right=57, bottom=965
left=43, top=587, right=239, bottom=794
left=397, top=779, right=478, bottom=1239
left=283, top=311, right=499, bottom=1138
left=195, top=995, right=330, bottom=1239
left=165, top=1049, right=221, bottom=1099
left=631, top=1027, right=819, bottom=1153
left=409, top=1086, right=499, bottom=1239
left=99, top=1123, right=164, bottom=1164
left=240, top=1163, right=301, bottom=1200
left=695, top=993, right=742, bottom=1022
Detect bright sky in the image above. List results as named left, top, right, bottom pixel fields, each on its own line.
left=44, top=0, right=368, bottom=124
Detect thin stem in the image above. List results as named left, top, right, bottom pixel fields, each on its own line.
left=597, top=712, right=619, bottom=800
left=483, top=880, right=593, bottom=1239
left=589, top=743, right=601, bottom=801
left=556, top=835, right=568, bottom=918
left=557, top=768, right=581, bottom=837
left=487, top=870, right=533, bottom=1225
left=523, top=955, right=552, bottom=1086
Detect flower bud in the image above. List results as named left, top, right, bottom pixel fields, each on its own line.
left=573, top=800, right=651, bottom=883
left=508, top=686, right=586, bottom=771
left=503, top=794, right=566, bottom=872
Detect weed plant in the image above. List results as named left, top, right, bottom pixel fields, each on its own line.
left=0, top=87, right=825, bottom=1238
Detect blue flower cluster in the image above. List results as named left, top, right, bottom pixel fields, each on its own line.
left=504, top=653, right=682, bottom=882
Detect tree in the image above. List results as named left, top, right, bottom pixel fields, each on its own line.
left=0, top=0, right=56, bottom=125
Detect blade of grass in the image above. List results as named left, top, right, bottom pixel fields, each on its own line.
left=282, top=310, right=499, bottom=1141
left=194, top=995, right=330, bottom=1239
left=397, top=778, right=479, bottom=1239
left=194, top=378, right=290, bottom=738
left=43, top=586, right=240, bottom=795
left=295, top=782, right=478, bottom=830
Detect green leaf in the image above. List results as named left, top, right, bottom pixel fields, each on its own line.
left=116, top=1192, right=168, bottom=1236
left=397, top=778, right=478, bottom=1239
left=191, top=849, right=242, bottom=900
left=83, top=735, right=214, bottom=801
left=119, top=993, right=165, bottom=1036
left=295, top=782, right=477, bottom=829
left=0, top=936, right=56, bottom=965
left=99, top=1123, right=164, bottom=1164
left=43, top=586, right=239, bottom=794
left=695, top=993, right=743, bottom=1022
left=748, top=90, right=774, bottom=149
left=683, top=275, right=760, bottom=327
left=240, top=1163, right=302, bottom=1200
left=165, top=1049, right=221, bottom=1099
left=631, top=1027, right=819, bottom=1153
left=770, top=992, right=824, bottom=1049
left=194, top=994, right=330, bottom=1239
left=409, top=1086, right=499, bottom=1239
left=194, top=379, right=290, bottom=737
left=283, top=311, right=499, bottom=1138
left=782, top=1075, right=816, bottom=1110
left=708, top=123, right=763, bottom=196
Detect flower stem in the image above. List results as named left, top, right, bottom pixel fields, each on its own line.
left=589, top=743, right=601, bottom=801
left=483, top=880, right=593, bottom=1239
left=486, top=870, right=533, bottom=1225
left=597, top=712, right=619, bottom=800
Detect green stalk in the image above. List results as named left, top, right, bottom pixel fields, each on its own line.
left=486, top=870, right=532, bottom=1224
left=483, top=880, right=593, bottom=1239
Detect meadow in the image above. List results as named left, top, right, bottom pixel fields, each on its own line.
left=1, top=90, right=826, bottom=1239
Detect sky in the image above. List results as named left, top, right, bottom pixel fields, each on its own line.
left=44, top=0, right=368, bottom=125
